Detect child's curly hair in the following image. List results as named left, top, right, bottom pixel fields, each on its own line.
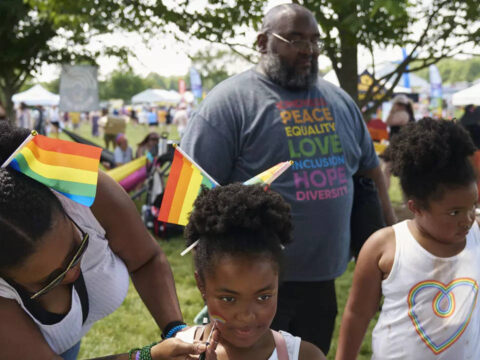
left=382, top=118, right=477, bottom=207
left=185, top=183, right=292, bottom=279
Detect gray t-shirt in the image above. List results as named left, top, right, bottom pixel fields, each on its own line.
left=181, top=68, right=378, bottom=281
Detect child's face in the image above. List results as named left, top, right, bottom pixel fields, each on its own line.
left=414, top=182, right=478, bottom=245
left=201, top=254, right=278, bottom=349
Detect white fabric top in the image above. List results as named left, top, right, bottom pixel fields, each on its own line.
left=176, top=326, right=301, bottom=360
left=0, top=194, right=130, bottom=354
left=372, top=220, right=480, bottom=359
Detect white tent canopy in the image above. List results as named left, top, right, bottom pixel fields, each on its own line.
left=451, top=82, right=480, bottom=106
left=131, top=89, right=181, bottom=104
left=12, top=84, right=60, bottom=106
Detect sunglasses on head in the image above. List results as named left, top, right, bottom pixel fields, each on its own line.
left=30, top=214, right=89, bottom=300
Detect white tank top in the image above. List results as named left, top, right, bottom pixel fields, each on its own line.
left=175, top=326, right=301, bottom=360
left=372, top=220, right=480, bottom=359
left=0, top=194, right=130, bottom=354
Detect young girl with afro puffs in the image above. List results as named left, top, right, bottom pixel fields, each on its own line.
left=336, top=118, right=480, bottom=359
left=176, top=183, right=326, bottom=360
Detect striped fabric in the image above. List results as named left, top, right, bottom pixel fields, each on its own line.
left=243, top=161, right=293, bottom=186
left=9, top=134, right=102, bottom=206
left=158, top=147, right=218, bottom=226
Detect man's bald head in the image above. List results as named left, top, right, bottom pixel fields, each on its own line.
left=261, top=3, right=316, bottom=34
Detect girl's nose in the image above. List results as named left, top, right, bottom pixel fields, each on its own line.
left=236, top=305, right=256, bottom=323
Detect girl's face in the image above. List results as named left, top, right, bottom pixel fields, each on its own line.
left=200, top=254, right=278, bottom=349
left=412, top=182, right=478, bottom=246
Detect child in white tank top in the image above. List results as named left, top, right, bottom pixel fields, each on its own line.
left=336, top=118, right=480, bottom=360
left=178, top=184, right=326, bottom=360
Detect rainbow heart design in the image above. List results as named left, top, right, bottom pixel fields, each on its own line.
left=408, top=278, right=478, bottom=354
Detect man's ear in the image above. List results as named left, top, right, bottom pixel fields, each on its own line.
left=195, top=271, right=206, bottom=299
left=257, top=33, right=268, bottom=54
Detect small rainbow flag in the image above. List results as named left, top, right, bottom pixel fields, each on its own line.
left=243, top=161, right=293, bottom=186
left=158, top=145, right=219, bottom=226
left=3, top=131, right=102, bottom=207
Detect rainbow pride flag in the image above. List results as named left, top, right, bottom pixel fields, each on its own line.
left=5, top=132, right=102, bottom=206
left=243, top=161, right=293, bottom=186
left=158, top=146, right=218, bottom=226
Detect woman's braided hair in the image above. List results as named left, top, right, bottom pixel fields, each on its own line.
left=0, top=122, right=63, bottom=274
left=185, top=183, right=292, bottom=279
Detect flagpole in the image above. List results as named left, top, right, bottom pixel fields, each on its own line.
left=173, top=144, right=220, bottom=186
left=265, top=160, right=293, bottom=185
left=1, top=130, right=37, bottom=168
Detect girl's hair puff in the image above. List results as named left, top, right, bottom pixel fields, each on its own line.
left=383, top=118, right=476, bottom=207
left=0, top=122, right=64, bottom=274
left=185, top=183, right=292, bottom=279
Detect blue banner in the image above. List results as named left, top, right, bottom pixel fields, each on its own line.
left=190, top=67, right=203, bottom=99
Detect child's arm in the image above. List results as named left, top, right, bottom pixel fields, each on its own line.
left=298, top=340, right=327, bottom=360
left=335, top=227, right=395, bottom=360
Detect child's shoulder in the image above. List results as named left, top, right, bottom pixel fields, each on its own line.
left=298, top=340, right=326, bottom=360
left=360, top=225, right=397, bottom=276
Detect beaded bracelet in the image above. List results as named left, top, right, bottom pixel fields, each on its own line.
left=139, top=342, right=157, bottom=360
left=164, top=324, right=187, bottom=339
left=128, top=347, right=141, bottom=360
left=162, top=321, right=187, bottom=339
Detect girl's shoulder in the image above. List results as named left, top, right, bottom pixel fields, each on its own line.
left=298, top=340, right=326, bottom=360
left=361, top=226, right=396, bottom=276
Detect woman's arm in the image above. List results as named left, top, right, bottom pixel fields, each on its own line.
left=335, top=228, right=394, bottom=360
left=0, top=298, right=209, bottom=360
left=91, top=171, right=183, bottom=332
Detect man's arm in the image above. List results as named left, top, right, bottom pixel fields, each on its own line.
left=358, top=165, right=397, bottom=226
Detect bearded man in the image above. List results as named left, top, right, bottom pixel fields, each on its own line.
left=181, top=3, right=395, bottom=354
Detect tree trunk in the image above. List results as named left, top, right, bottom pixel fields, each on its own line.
left=336, top=34, right=359, bottom=108
left=4, top=88, right=16, bottom=126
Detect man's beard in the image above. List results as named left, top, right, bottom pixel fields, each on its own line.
left=260, top=52, right=318, bottom=90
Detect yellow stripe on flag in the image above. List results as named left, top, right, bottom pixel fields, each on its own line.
left=26, top=141, right=99, bottom=172
left=178, top=167, right=204, bottom=225
left=21, top=146, right=98, bottom=184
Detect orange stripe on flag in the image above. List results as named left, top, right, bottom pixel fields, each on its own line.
left=26, top=141, right=99, bottom=172
left=168, top=156, right=193, bottom=223
left=33, top=135, right=101, bottom=159
left=158, top=150, right=184, bottom=222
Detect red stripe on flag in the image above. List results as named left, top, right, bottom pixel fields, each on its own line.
left=33, top=135, right=101, bottom=159
left=158, top=150, right=184, bottom=222
left=168, top=156, right=194, bottom=223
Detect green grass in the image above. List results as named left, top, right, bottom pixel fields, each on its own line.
left=64, top=122, right=401, bottom=359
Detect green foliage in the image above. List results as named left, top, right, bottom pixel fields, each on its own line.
left=99, top=70, right=146, bottom=102
left=414, top=57, right=480, bottom=84
left=161, top=0, right=480, bottom=116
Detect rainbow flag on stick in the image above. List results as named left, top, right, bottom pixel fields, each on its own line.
left=158, top=145, right=219, bottom=226
left=2, top=131, right=102, bottom=207
left=243, top=161, right=293, bottom=186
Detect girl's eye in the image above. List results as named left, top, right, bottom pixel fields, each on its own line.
left=449, top=210, right=459, bottom=216
left=258, top=294, right=272, bottom=301
left=220, top=296, right=235, bottom=303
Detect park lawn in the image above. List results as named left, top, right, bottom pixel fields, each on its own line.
left=65, top=121, right=402, bottom=359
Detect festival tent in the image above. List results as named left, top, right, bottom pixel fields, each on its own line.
left=131, top=89, right=181, bottom=104
left=451, top=82, right=480, bottom=106
left=12, top=84, right=60, bottom=106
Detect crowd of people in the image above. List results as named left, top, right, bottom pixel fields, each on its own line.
left=1, top=3, right=480, bottom=360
